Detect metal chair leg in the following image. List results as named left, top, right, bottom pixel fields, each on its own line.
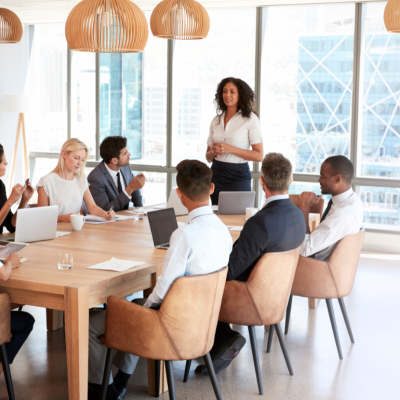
left=266, top=324, right=275, bottom=353
left=338, top=298, right=354, bottom=343
left=0, top=344, right=15, bottom=400
left=248, top=326, right=263, bottom=395
left=326, top=299, right=343, bottom=360
left=204, top=353, right=223, bottom=400
left=155, top=360, right=160, bottom=397
left=274, top=323, right=294, bottom=375
left=100, top=347, right=115, bottom=400
left=285, top=295, right=293, bottom=335
left=183, top=360, right=191, bottom=382
left=165, top=361, right=176, bottom=400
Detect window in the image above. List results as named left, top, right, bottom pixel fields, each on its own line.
left=260, top=4, right=355, bottom=174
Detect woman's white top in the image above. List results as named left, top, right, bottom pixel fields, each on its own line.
left=37, top=172, right=88, bottom=215
left=207, top=111, right=262, bottom=164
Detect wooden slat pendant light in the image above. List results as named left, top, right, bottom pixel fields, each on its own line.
left=384, top=0, right=400, bottom=33
left=150, top=0, right=210, bottom=40
left=65, top=0, right=149, bottom=53
left=0, top=8, right=23, bottom=44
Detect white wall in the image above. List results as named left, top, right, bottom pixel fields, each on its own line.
left=0, top=27, right=31, bottom=194
left=363, top=231, right=400, bottom=255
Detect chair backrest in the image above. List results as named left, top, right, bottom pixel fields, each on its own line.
left=289, top=194, right=325, bottom=217
left=0, top=292, right=11, bottom=346
left=246, top=247, right=301, bottom=325
left=158, top=266, right=228, bottom=360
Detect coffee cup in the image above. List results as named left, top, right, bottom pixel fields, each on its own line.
left=245, top=207, right=259, bottom=220
left=70, top=214, right=85, bottom=231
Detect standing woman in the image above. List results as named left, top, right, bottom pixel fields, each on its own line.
left=206, top=78, right=264, bottom=205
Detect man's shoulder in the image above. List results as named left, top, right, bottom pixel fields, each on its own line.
left=88, top=162, right=106, bottom=181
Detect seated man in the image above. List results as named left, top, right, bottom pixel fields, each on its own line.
left=88, top=136, right=145, bottom=212
left=196, top=152, right=306, bottom=375
left=88, top=160, right=233, bottom=400
left=299, top=155, right=363, bottom=260
left=0, top=253, right=35, bottom=376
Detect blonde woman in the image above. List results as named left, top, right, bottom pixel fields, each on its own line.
left=37, top=138, right=115, bottom=223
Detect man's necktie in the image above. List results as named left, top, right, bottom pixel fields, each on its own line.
left=116, top=172, right=123, bottom=194
left=320, top=199, right=333, bottom=223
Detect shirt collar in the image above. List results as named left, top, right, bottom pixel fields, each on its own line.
left=262, top=194, right=289, bottom=209
left=104, top=161, right=120, bottom=179
left=186, top=205, right=213, bottom=224
left=332, top=187, right=353, bottom=205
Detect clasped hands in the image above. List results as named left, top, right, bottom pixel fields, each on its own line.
left=299, top=192, right=323, bottom=210
left=8, top=180, right=34, bottom=205
left=211, top=142, right=233, bottom=155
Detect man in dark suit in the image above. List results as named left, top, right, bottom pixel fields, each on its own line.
left=88, top=136, right=145, bottom=211
left=196, top=152, right=306, bottom=375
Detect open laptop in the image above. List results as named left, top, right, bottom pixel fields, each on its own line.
left=5, top=206, right=59, bottom=243
left=216, top=191, right=256, bottom=215
left=147, top=208, right=178, bottom=249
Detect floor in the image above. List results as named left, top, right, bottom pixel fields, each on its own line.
left=1, top=252, right=399, bottom=400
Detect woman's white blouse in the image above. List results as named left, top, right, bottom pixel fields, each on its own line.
left=37, top=172, right=88, bottom=215
left=207, top=111, right=262, bottom=164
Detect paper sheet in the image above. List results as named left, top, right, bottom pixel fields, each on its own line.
left=56, top=231, right=72, bottom=237
left=115, top=215, right=133, bottom=221
left=87, top=257, right=145, bottom=272
left=227, top=226, right=243, bottom=231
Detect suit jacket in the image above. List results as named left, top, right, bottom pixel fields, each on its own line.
left=227, top=198, right=306, bottom=282
left=87, top=162, right=143, bottom=212
left=0, top=180, right=15, bottom=234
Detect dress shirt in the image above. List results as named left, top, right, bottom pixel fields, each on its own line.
left=262, top=194, right=289, bottom=209
left=145, top=206, right=232, bottom=308
left=207, top=111, right=262, bottom=164
left=300, top=188, right=363, bottom=260
left=104, top=162, right=130, bottom=200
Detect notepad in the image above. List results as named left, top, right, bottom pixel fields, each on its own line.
left=227, top=226, right=243, bottom=231
left=87, top=258, right=145, bottom=272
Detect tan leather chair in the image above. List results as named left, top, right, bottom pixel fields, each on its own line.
left=184, top=248, right=301, bottom=395
left=0, top=292, right=15, bottom=400
left=100, top=267, right=228, bottom=400
left=289, top=194, right=325, bottom=217
left=272, top=229, right=365, bottom=360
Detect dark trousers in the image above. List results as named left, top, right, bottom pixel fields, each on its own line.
left=6, top=311, right=35, bottom=364
left=212, top=321, right=238, bottom=354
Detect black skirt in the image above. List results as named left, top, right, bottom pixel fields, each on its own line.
left=211, top=159, right=252, bottom=205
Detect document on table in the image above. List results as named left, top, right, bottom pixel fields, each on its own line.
left=84, top=214, right=133, bottom=224
left=56, top=231, right=72, bottom=237
left=87, top=257, right=145, bottom=272
left=227, top=226, right=243, bottom=231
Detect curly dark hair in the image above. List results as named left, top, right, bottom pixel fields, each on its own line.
left=0, top=144, right=3, bottom=164
left=214, top=77, right=258, bottom=123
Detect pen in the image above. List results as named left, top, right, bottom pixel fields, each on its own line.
left=107, top=205, right=114, bottom=214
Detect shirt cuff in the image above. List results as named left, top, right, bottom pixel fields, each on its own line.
left=123, top=189, right=131, bottom=200
left=300, top=234, right=310, bottom=257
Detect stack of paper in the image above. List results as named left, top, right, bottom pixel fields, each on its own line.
left=85, top=214, right=133, bottom=224
left=227, top=226, right=243, bottom=231
left=87, top=258, right=145, bottom=272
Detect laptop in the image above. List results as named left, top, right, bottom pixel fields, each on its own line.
left=216, top=191, right=256, bottom=215
left=147, top=208, right=178, bottom=249
left=7, top=206, right=59, bottom=243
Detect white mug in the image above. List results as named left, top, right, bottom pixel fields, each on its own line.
left=245, top=207, right=259, bottom=220
left=70, top=214, right=86, bottom=231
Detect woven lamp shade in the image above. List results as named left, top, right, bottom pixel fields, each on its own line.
left=150, top=0, right=210, bottom=40
left=384, top=0, right=400, bottom=33
left=0, top=8, right=23, bottom=44
left=65, top=0, right=149, bottom=53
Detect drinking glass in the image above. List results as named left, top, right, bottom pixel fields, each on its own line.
left=58, top=251, right=73, bottom=270
left=133, top=207, right=144, bottom=220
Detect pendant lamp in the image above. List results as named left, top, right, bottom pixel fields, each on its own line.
left=0, top=8, right=23, bottom=43
left=65, top=0, right=149, bottom=53
left=384, top=0, right=400, bottom=33
left=150, top=0, right=210, bottom=40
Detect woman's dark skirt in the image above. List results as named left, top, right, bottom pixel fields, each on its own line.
left=211, top=159, right=252, bottom=205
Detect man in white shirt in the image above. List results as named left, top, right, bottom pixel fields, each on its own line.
left=87, top=160, right=232, bottom=400
left=299, top=155, right=363, bottom=260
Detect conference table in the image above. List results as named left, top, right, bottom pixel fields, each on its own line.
left=0, top=208, right=320, bottom=400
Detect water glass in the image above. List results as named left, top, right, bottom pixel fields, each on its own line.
left=58, top=251, right=73, bottom=270
left=133, top=207, right=144, bottom=220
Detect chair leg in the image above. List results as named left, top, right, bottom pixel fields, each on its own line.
left=18, top=306, right=23, bottom=312
left=204, top=353, right=223, bottom=400
left=266, top=324, right=275, bottom=353
left=100, top=348, right=115, bottom=400
left=183, top=360, right=191, bottom=383
left=325, top=299, right=343, bottom=360
left=155, top=360, right=161, bottom=397
left=285, top=295, right=293, bottom=335
left=165, top=361, right=176, bottom=400
left=274, top=323, right=294, bottom=376
left=338, top=298, right=355, bottom=343
left=0, top=344, right=15, bottom=400
left=248, top=326, right=263, bottom=395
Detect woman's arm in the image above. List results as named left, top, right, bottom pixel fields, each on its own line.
left=84, top=188, right=115, bottom=220
left=38, top=186, right=72, bottom=223
left=212, top=143, right=264, bottom=162
left=11, top=181, right=34, bottom=227
left=205, top=146, right=216, bottom=163
left=0, top=253, right=20, bottom=281
left=0, top=184, right=26, bottom=228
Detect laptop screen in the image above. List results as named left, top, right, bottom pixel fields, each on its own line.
left=147, top=208, right=179, bottom=247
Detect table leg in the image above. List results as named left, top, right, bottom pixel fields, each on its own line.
left=64, top=284, right=89, bottom=400
left=46, top=309, right=64, bottom=331
left=308, top=298, right=319, bottom=309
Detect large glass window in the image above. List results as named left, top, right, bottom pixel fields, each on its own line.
left=29, top=24, right=67, bottom=153
left=358, top=2, right=400, bottom=179
left=260, top=4, right=355, bottom=174
left=171, top=8, right=256, bottom=166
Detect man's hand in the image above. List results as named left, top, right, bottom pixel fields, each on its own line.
left=21, top=180, right=34, bottom=202
left=126, top=173, right=146, bottom=194
left=8, top=184, right=26, bottom=205
left=6, top=253, right=20, bottom=269
left=299, top=192, right=323, bottom=210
